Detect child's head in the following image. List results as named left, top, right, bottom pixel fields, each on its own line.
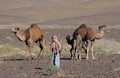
left=52, top=35, right=58, bottom=42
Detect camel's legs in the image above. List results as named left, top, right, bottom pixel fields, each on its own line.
left=38, top=39, right=44, bottom=58
left=42, top=38, right=45, bottom=53
left=81, top=42, right=87, bottom=59
left=91, top=41, right=96, bottom=59
left=26, top=41, right=33, bottom=59
left=86, top=40, right=91, bottom=60
left=38, top=43, right=42, bottom=58
left=70, top=48, right=73, bottom=60
left=77, top=34, right=82, bottom=60
left=74, top=48, right=77, bottom=60
left=73, top=39, right=77, bottom=59
left=77, top=41, right=82, bottom=60
left=78, top=45, right=83, bottom=60
left=82, top=41, right=87, bottom=50
left=77, top=49, right=81, bottom=60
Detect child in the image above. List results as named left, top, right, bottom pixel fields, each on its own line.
left=50, top=35, right=61, bottom=67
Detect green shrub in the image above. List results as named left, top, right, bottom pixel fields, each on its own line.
left=0, top=44, right=19, bottom=56
left=44, top=65, right=62, bottom=75
left=31, top=45, right=51, bottom=57
left=94, top=45, right=112, bottom=54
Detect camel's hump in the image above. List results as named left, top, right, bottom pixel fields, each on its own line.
left=30, top=24, right=38, bottom=27
left=79, top=24, right=87, bottom=28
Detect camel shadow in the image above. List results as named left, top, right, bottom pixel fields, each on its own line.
left=35, top=67, right=43, bottom=70
left=3, top=58, right=30, bottom=61
left=3, top=57, right=40, bottom=61
left=60, top=57, right=71, bottom=60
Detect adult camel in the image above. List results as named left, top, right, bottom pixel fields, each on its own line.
left=11, top=24, right=45, bottom=59
left=73, top=24, right=106, bottom=60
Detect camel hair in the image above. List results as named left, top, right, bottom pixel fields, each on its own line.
left=11, top=24, right=45, bottom=59
left=66, top=34, right=82, bottom=60
left=73, top=24, right=106, bottom=60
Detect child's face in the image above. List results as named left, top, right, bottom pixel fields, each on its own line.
left=52, top=36, right=58, bottom=42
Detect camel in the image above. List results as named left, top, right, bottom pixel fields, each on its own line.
left=11, top=24, right=45, bottom=59
left=73, top=24, right=106, bottom=60
left=85, top=25, right=106, bottom=60
left=66, top=34, right=82, bottom=60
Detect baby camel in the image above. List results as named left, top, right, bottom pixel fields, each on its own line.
left=11, top=24, right=45, bottom=59
left=66, top=34, right=82, bottom=60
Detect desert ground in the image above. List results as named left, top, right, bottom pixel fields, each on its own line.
left=0, top=0, right=120, bottom=78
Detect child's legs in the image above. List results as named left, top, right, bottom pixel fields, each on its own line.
left=55, top=53, right=60, bottom=67
left=52, top=50, right=56, bottom=65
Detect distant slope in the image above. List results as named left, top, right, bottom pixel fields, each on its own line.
left=0, top=0, right=120, bottom=26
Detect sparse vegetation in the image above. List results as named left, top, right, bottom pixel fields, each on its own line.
left=0, top=44, right=52, bottom=57
left=0, top=44, right=20, bottom=57
left=44, top=65, right=62, bottom=75
left=1, top=41, right=120, bottom=58
left=94, top=45, right=112, bottom=54
left=113, top=42, right=120, bottom=54
left=32, top=45, right=51, bottom=57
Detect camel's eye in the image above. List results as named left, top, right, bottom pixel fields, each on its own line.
left=15, top=27, right=20, bottom=30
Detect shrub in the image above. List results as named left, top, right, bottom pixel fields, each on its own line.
left=94, top=45, right=112, bottom=54
left=44, top=65, right=62, bottom=75
left=0, top=44, right=18, bottom=56
left=31, top=45, right=51, bottom=57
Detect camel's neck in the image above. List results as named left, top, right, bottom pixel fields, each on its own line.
left=95, top=29, right=104, bottom=39
left=15, top=31, right=26, bottom=42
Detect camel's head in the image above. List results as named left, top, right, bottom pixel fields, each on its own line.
left=11, top=27, right=20, bottom=33
left=65, top=35, right=74, bottom=45
left=65, top=35, right=71, bottom=40
left=99, top=25, right=106, bottom=31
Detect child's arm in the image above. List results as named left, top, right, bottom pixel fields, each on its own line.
left=50, top=44, right=52, bottom=52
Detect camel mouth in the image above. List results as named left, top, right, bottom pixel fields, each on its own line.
left=11, top=30, right=16, bottom=34
left=11, top=28, right=14, bottom=33
left=11, top=28, right=15, bottom=33
left=11, top=27, right=20, bottom=33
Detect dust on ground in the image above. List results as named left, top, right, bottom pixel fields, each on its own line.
left=0, top=54, right=120, bottom=78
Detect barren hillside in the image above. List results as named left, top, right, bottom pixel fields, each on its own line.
left=0, top=0, right=120, bottom=28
